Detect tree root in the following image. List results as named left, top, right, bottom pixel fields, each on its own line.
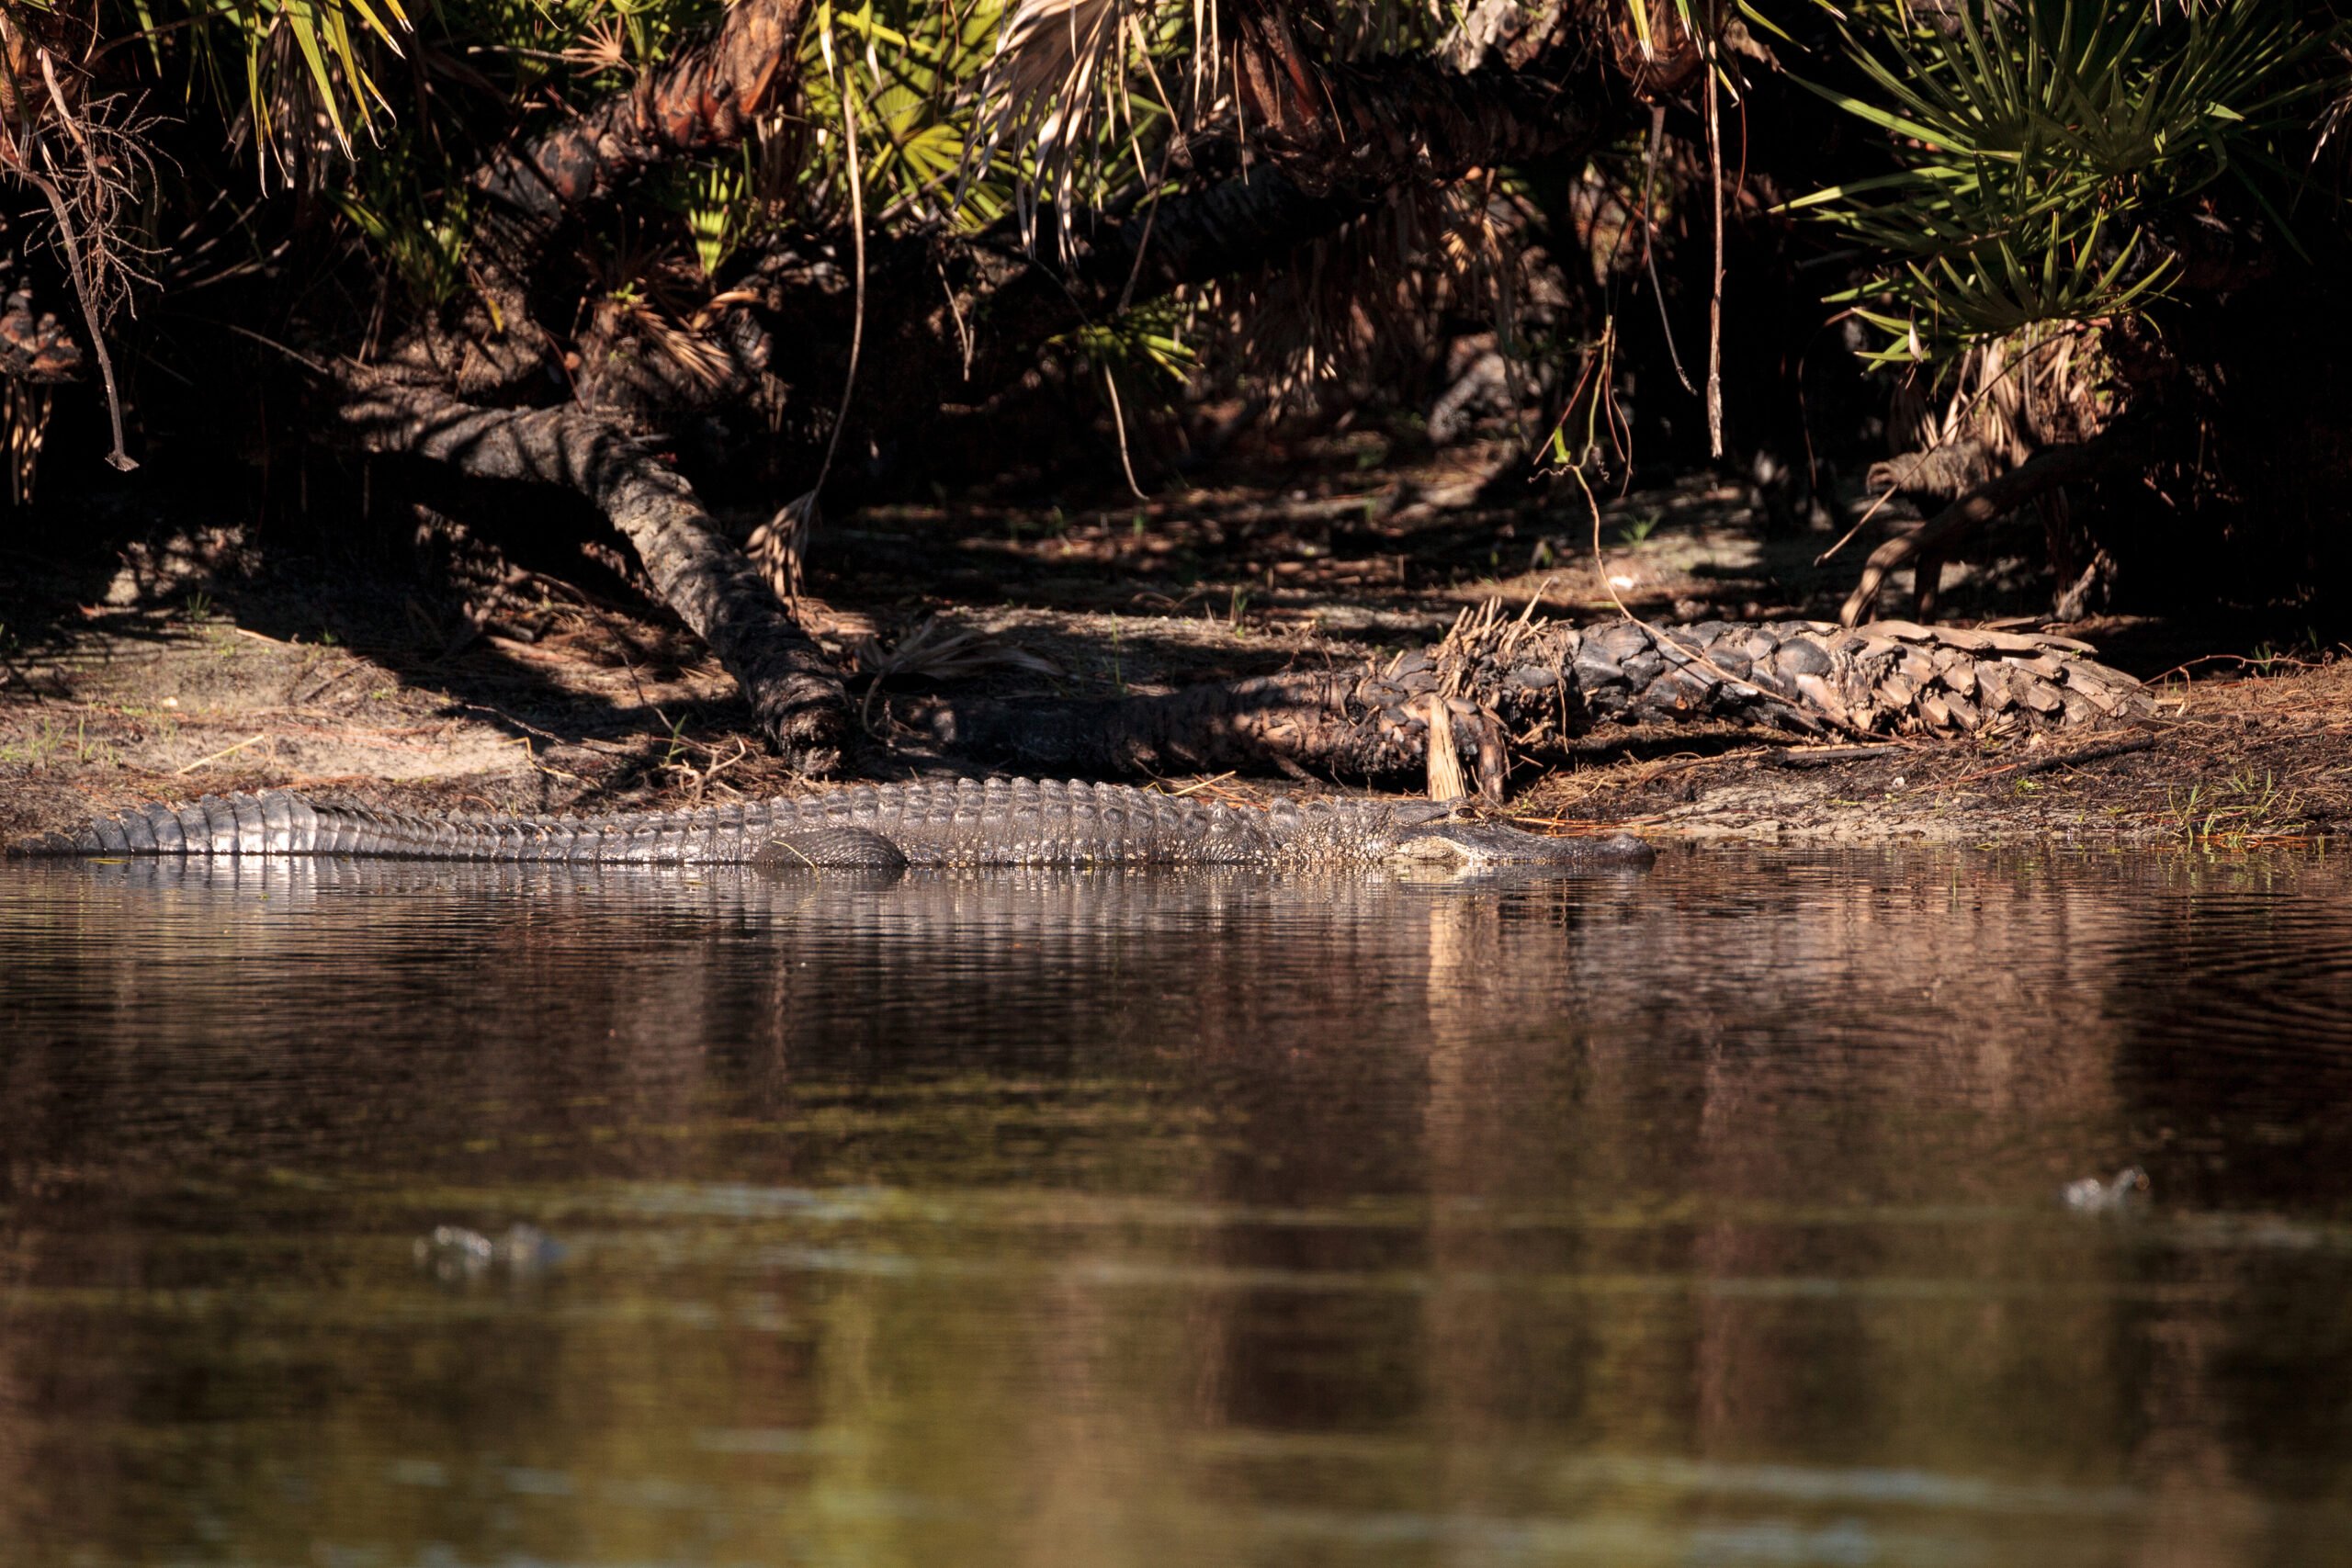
left=933, top=605, right=2154, bottom=785
left=1840, top=420, right=2149, bottom=627
left=341, top=385, right=848, bottom=771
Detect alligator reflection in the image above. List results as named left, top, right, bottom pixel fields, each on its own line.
left=1, top=851, right=2348, bottom=1566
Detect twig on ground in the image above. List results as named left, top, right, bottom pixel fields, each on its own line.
left=175, top=732, right=269, bottom=773
left=2011, top=734, right=2158, bottom=776
left=448, top=701, right=581, bottom=747
left=1145, top=769, right=1255, bottom=807
left=1769, top=743, right=1912, bottom=769
left=660, top=731, right=753, bottom=804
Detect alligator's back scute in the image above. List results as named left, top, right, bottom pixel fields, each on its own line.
left=140, top=802, right=181, bottom=852
left=11, top=781, right=1648, bottom=869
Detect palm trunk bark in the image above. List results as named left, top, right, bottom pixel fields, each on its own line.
left=343, top=0, right=851, bottom=767
left=935, top=611, right=2152, bottom=788
left=341, top=384, right=849, bottom=770
left=475, top=0, right=814, bottom=223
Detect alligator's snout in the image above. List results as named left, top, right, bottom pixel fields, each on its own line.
left=1388, top=820, right=1654, bottom=868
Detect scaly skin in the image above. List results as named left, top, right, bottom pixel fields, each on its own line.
left=9, top=777, right=1652, bottom=871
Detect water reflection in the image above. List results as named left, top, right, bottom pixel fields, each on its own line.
left=0, top=849, right=2348, bottom=1565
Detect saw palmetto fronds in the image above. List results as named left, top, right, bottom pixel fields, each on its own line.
left=329, top=156, right=471, bottom=306
left=1828, top=209, right=2173, bottom=367
left=179, top=0, right=416, bottom=181
left=1061, top=293, right=1198, bottom=381
left=959, top=0, right=1463, bottom=247
left=680, top=149, right=754, bottom=276
left=1790, top=0, right=2338, bottom=362
left=796, top=0, right=1022, bottom=229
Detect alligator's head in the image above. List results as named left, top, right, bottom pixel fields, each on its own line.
left=1381, top=813, right=1655, bottom=870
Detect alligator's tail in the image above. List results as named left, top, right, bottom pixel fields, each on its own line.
left=7, top=781, right=1275, bottom=866
left=8, top=789, right=795, bottom=863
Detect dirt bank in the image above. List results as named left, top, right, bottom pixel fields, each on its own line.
left=4, top=450, right=2346, bottom=851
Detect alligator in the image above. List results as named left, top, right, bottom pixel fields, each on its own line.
left=9, top=778, right=1652, bottom=871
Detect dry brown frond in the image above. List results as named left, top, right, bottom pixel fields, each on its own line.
left=5, top=379, right=52, bottom=508
left=1188, top=176, right=1568, bottom=435
left=2307, top=42, right=2352, bottom=173
left=1884, top=324, right=2113, bottom=491
left=0, top=27, right=164, bottom=475
left=854, top=615, right=1063, bottom=682
left=1603, top=0, right=1706, bottom=97
left=965, top=0, right=1141, bottom=248
left=47, top=107, right=164, bottom=321
left=628, top=302, right=737, bottom=390
left=747, top=491, right=817, bottom=603
left=562, top=15, right=631, bottom=75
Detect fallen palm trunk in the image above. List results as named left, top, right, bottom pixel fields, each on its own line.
left=935, top=607, right=2154, bottom=795
left=342, top=384, right=848, bottom=771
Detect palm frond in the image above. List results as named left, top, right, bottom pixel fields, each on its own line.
left=1792, top=0, right=2339, bottom=361
left=178, top=0, right=415, bottom=181
left=796, top=0, right=1025, bottom=229
left=961, top=0, right=1155, bottom=249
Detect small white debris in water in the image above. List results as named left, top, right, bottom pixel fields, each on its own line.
left=2063, top=1167, right=2149, bottom=1214
left=415, top=1223, right=563, bottom=1281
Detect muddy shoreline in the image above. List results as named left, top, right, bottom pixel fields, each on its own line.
left=6, top=456, right=2347, bottom=851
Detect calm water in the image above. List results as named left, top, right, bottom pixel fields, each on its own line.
left=2, top=846, right=2350, bottom=1567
